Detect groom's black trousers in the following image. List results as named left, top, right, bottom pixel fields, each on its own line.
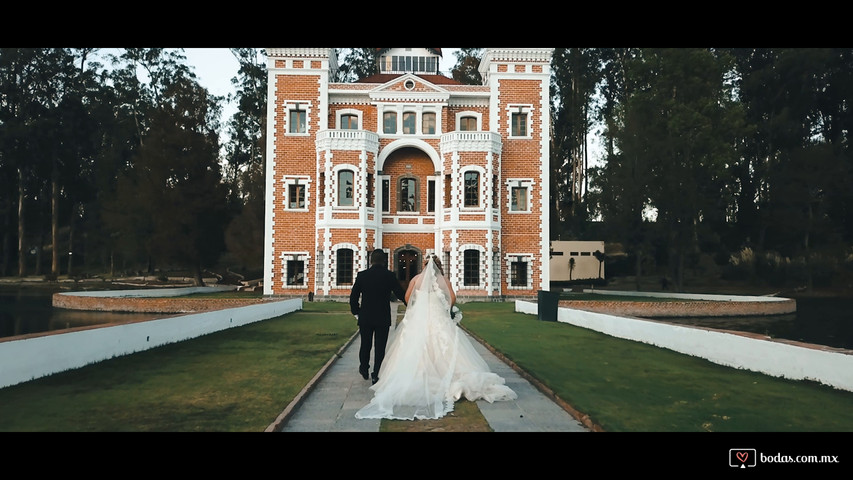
left=359, top=324, right=390, bottom=376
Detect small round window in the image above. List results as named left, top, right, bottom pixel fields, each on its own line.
left=404, top=79, right=415, bottom=90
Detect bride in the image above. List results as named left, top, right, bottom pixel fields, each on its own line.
left=355, top=254, right=517, bottom=420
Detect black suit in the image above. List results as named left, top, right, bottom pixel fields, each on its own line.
left=349, top=263, right=407, bottom=380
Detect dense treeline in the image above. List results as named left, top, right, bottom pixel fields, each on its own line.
left=551, top=48, right=852, bottom=291
left=0, top=48, right=266, bottom=285
left=1, top=48, right=851, bottom=292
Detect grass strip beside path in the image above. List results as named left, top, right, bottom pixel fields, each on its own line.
left=0, top=302, right=356, bottom=432
left=459, top=303, right=853, bottom=432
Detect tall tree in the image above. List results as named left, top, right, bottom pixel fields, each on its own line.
left=334, top=49, right=378, bottom=82
left=765, top=143, right=850, bottom=289
left=586, top=48, right=647, bottom=289
left=101, top=48, right=227, bottom=284
left=223, top=48, right=267, bottom=273
left=550, top=48, right=601, bottom=238
left=635, top=49, right=744, bottom=289
left=43, top=48, right=106, bottom=277
left=596, top=48, right=745, bottom=290
left=0, top=48, right=73, bottom=276
left=450, top=48, right=483, bottom=85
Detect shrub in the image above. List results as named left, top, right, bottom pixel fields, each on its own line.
left=722, top=247, right=755, bottom=280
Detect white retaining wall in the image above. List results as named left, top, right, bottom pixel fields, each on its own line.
left=0, top=298, right=302, bottom=389
left=516, top=300, right=853, bottom=392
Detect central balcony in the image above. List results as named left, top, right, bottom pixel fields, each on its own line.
left=316, top=129, right=379, bottom=152
left=440, top=131, right=502, bottom=154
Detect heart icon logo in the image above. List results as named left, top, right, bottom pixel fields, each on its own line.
left=736, top=452, right=748, bottom=463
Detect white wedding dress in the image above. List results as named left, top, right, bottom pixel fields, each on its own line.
left=355, top=257, right=517, bottom=420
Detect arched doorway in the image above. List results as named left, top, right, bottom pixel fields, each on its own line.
left=394, top=247, right=421, bottom=293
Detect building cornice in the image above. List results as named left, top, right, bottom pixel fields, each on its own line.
left=478, top=48, right=554, bottom=81
left=265, top=48, right=332, bottom=58
left=480, top=48, right=554, bottom=64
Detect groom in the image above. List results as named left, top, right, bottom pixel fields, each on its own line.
left=349, top=249, right=407, bottom=384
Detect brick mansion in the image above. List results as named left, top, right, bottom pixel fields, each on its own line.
left=263, top=48, right=554, bottom=299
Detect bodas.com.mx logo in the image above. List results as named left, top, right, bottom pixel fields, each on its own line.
left=730, top=448, right=757, bottom=468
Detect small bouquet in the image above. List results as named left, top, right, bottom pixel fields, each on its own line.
left=450, top=305, right=462, bottom=323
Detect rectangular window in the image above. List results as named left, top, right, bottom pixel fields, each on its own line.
left=338, top=170, right=354, bottom=206
left=492, top=175, right=499, bottom=208
left=423, top=113, right=436, bottom=134
left=290, top=107, right=306, bottom=134
left=511, top=260, right=528, bottom=287
left=402, top=112, right=416, bottom=134
left=289, top=183, right=305, bottom=209
left=427, top=179, right=436, bottom=212
left=463, top=250, right=480, bottom=286
left=400, top=177, right=417, bottom=211
left=511, top=112, right=527, bottom=137
left=366, top=173, right=374, bottom=208
left=464, top=171, right=479, bottom=207
left=336, top=249, right=354, bottom=285
left=444, top=174, right=451, bottom=208
left=287, top=260, right=305, bottom=286
left=383, top=112, right=397, bottom=134
left=381, top=178, right=390, bottom=213
left=511, top=186, right=528, bottom=211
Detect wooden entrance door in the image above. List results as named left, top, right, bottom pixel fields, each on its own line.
left=396, top=249, right=420, bottom=293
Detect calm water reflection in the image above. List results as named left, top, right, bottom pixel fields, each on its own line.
left=2, top=285, right=851, bottom=350
left=0, top=285, right=173, bottom=339
left=645, top=296, right=853, bottom=350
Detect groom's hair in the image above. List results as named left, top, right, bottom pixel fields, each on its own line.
left=370, top=249, right=387, bottom=266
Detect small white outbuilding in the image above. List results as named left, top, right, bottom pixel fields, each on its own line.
left=550, top=241, right=606, bottom=282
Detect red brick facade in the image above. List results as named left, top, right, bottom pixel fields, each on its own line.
left=263, top=48, right=553, bottom=300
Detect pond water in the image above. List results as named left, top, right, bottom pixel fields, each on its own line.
left=657, top=296, right=853, bottom=350
left=1, top=285, right=851, bottom=350
left=0, top=285, right=174, bottom=339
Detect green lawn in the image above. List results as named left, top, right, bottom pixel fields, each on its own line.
left=460, top=303, right=853, bottom=432
left=1, top=301, right=851, bottom=432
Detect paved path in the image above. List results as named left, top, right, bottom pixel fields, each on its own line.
left=269, top=303, right=591, bottom=432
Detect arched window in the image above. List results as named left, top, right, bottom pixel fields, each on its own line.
left=341, top=113, right=358, bottom=129
left=464, top=171, right=480, bottom=207
left=399, top=177, right=418, bottom=211
left=338, top=169, right=354, bottom=206
left=459, top=116, right=477, bottom=131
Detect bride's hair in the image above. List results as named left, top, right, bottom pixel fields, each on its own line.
left=425, top=254, right=444, bottom=275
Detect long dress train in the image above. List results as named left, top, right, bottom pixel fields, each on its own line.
left=354, top=257, right=517, bottom=420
